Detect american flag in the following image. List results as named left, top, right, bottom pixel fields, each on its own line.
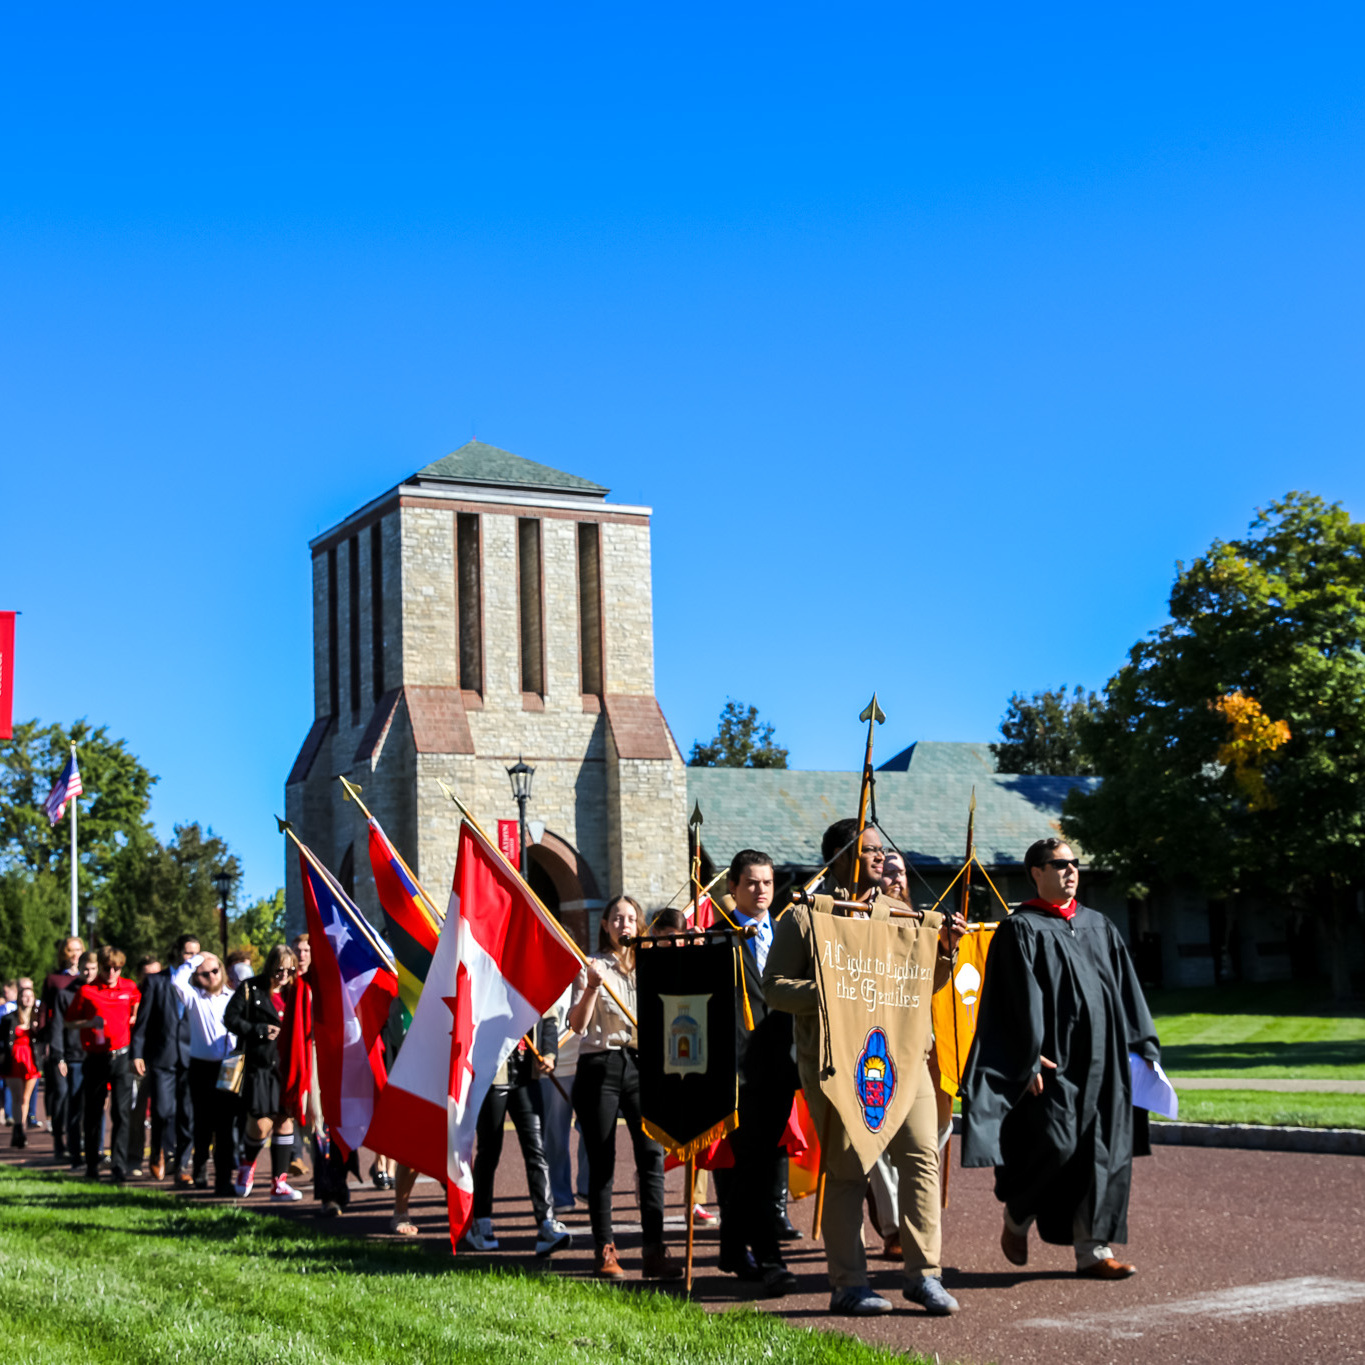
left=44, top=754, right=83, bottom=826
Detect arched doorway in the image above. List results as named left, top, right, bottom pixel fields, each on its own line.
left=527, top=829, right=603, bottom=952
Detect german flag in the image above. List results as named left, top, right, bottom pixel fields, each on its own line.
left=366, top=817, right=442, bottom=1021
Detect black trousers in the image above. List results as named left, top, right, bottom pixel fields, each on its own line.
left=571, top=1049, right=665, bottom=1248
left=473, top=1082, right=553, bottom=1225
left=714, top=1081, right=795, bottom=1268
left=43, top=1057, right=69, bottom=1154
left=64, top=1059, right=87, bottom=1161
left=145, top=1064, right=193, bottom=1171
left=84, top=1051, right=135, bottom=1176
left=188, top=1059, right=238, bottom=1191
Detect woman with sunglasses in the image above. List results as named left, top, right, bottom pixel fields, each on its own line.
left=171, top=949, right=240, bottom=1194
left=224, top=945, right=304, bottom=1202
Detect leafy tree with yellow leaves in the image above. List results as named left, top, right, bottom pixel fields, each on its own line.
left=1063, top=492, right=1365, bottom=996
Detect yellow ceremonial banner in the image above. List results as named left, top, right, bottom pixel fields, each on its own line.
left=812, top=907, right=942, bottom=1174
left=931, top=923, right=997, bottom=1098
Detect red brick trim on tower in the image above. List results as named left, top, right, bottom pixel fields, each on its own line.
left=404, top=685, right=475, bottom=754
left=286, top=716, right=334, bottom=786
left=354, top=688, right=404, bottom=764
left=603, top=694, right=674, bottom=761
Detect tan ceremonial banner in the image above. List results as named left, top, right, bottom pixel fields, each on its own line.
left=931, top=923, right=997, bottom=1098
left=812, top=906, right=942, bottom=1174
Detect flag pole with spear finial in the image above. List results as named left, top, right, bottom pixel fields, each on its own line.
left=812, top=693, right=885, bottom=1241
left=683, top=800, right=705, bottom=1292
left=942, top=785, right=975, bottom=1207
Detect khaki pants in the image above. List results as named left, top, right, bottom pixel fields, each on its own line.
left=806, top=1059, right=942, bottom=1289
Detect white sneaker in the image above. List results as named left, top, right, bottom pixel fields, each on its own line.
left=271, top=1176, right=303, bottom=1203
left=465, top=1216, right=498, bottom=1251
left=535, top=1217, right=572, bottom=1255
left=233, top=1162, right=256, bottom=1198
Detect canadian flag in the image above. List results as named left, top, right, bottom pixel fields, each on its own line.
left=365, top=819, right=582, bottom=1246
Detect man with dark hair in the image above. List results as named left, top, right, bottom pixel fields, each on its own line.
left=765, top=821, right=965, bottom=1317
left=37, top=936, right=84, bottom=1160
left=132, top=937, right=197, bottom=1184
left=960, top=838, right=1160, bottom=1279
left=713, top=848, right=799, bottom=1296
left=67, top=946, right=142, bottom=1182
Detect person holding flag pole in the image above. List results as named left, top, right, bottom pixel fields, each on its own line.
left=43, top=744, right=83, bottom=937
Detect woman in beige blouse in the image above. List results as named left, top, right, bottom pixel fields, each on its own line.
left=568, top=895, right=682, bottom=1281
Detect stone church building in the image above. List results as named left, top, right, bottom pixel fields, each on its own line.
left=284, top=441, right=688, bottom=947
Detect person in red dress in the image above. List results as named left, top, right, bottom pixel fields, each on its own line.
left=0, top=981, right=43, bottom=1148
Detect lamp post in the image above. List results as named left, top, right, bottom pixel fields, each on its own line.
left=211, top=868, right=234, bottom=957
left=506, top=757, right=535, bottom=879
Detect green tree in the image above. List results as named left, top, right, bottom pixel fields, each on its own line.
left=230, top=887, right=287, bottom=967
left=689, top=701, right=789, bottom=768
left=100, top=823, right=241, bottom=963
left=991, top=686, right=1104, bottom=775
left=0, top=718, right=156, bottom=910
left=0, top=869, right=68, bottom=982
left=1063, top=492, right=1365, bottom=996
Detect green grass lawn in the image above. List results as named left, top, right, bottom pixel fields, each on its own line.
left=1149, top=983, right=1365, bottom=1079
left=0, top=1168, right=915, bottom=1365
left=1156, top=1089, right=1365, bottom=1128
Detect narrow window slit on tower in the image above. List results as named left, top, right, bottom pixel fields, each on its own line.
left=348, top=533, right=361, bottom=715
left=578, top=521, right=603, bottom=696
left=370, top=521, right=384, bottom=700
left=456, top=513, right=483, bottom=693
left=327, top=546, right=339, bottom=717
left=518, top=517, right=544, bottom=697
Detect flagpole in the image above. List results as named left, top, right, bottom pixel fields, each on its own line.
left=338, top=776, right=445, bottom=930
left=436, top=779, right=638, bottom=1028
left=69, top=743, right=78, bottom=938
left=277, top=818, right=396, bottom=971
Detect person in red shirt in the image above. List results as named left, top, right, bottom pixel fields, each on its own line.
left=66, top=946, right=142, bottom=1182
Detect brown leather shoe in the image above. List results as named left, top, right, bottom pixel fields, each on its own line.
left=174, top=1173, right=194, bottom=1190
left=595, top=1243, right=626, bottom=1279
left=641, top=1242, right=685, bottom=1281
left=879, top=1233, right=901, bottom=1259
left=150, top=1157, right=166, bottom=1181
left=1001, top=1222, right=1028, bottom=1267
left=1077, top=1257, right=1136, bottom=1279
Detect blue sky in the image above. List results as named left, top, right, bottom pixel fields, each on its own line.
left=4, top=4, right=1364, bottom=903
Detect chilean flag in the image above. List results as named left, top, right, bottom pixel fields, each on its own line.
left=365, top=819, right=581, bottom=1247
left=299, top=851, right=400, bottom=1157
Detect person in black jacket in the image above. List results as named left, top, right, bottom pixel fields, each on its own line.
left=131, top=935, right=198, bottom=1183
left=53, top=953, right=98, bottom=1169
left=712, top=849, right=801, bottom=1297
left=467, top=1010, right=571, bottom=1257
left=37, top=936, right=83, bottom=1160
left=223, top=944, right=302, bottom=1202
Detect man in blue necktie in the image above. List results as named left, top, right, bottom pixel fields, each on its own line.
left=713, top=849, right=800, bottom=1296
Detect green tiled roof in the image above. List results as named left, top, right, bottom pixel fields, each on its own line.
left=413, top=440, right=609, bottom=496
left=687, top=742, right=1099, bottom=871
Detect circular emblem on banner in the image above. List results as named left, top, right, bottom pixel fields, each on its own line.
left=855, top=1027, right=896, bottom=1132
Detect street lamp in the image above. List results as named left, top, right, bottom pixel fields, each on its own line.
left=211, top=868, right=234, bottom=957
left=506, top=757, right=535, bottom=879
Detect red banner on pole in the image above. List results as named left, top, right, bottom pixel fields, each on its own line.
left=0, top=612, right=14, bottom=741
left=496, top=819, right=520, bottom=870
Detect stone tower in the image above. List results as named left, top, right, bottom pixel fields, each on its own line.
left=284, top=440, right=688, bottom=946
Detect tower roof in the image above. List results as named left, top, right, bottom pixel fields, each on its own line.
left=411, top=440, right=609, bottom=498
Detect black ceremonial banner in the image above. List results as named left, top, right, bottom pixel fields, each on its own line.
left=636, top=936, right=739, bottom=1159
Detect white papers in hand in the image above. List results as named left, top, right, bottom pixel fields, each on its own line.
left=1130, top=1052, right=1179, bottom=1119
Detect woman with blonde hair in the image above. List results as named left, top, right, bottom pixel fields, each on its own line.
left=172, top=948, right=239, bottom=1194
left=0, top=981, right=41, bottom=1148
left=568, top=895, right=682, bottom=1282
left=224, top=945, right=303, bottom=1202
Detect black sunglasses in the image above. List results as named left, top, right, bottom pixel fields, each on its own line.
left=1042, top=858, right=1081, bottom=871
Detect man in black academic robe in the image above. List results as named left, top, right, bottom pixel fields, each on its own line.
left=960, top=836, right=1159, bottom=1279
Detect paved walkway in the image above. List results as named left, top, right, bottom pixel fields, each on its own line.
left=1172, top=1077, right=1365, bottom=1093
left=5, top=1124, right=1364, bottom=1365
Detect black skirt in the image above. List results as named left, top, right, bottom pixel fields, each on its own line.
left=243, top=1066, right=282, bottom=1121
